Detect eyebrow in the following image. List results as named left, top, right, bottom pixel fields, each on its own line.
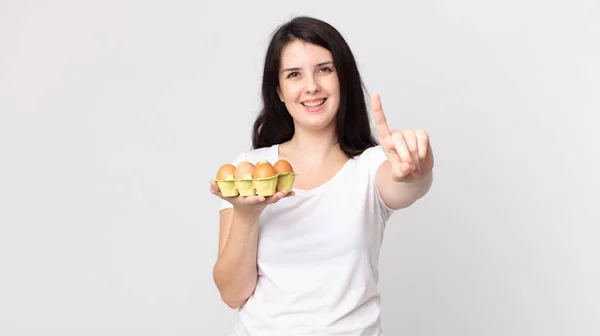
left=281, top=61, right=334, bottom=73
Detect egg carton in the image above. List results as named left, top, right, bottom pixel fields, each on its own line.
left=216, top=172, right=296, bottom=197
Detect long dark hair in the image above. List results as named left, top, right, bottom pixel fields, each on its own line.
left=251, top=16, right=378, bottom=157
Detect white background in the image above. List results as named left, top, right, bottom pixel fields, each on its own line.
left=1, top=0, right=599, bottom=335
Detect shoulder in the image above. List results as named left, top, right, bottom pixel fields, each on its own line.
left=354, top=145, right=386, bottom=161
left=352, top=145, right=388, bottom=176
left=347, top=145, right=395, bottom=221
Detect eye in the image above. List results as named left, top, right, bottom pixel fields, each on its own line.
left=319, top=66, right=333, bottom=73
left=286, top=71, right=300, bottom=78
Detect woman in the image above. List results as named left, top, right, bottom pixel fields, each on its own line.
left=209, top=16, right=434, bottom=335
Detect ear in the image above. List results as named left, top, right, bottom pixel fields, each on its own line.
left=277, top=87, right=284, bottom=102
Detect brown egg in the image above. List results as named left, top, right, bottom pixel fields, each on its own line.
left=273, top=159, right=294, bottom=173
left=216, top=164, right=236, bottom=181
left=252, top=159, right=277, bottom=179
left=234, top=160, right=255, bottom=180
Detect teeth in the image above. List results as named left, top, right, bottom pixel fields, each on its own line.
left=302, top=99, right=325, bottom=107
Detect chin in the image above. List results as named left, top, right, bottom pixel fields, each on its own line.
left=294, top=115, right=336, bottom=132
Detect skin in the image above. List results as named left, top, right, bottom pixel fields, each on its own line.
left=210, top=40, right=434, bottom=309
left=276, top=41, right=348, bottom=190
left=371, top=93, right=434, bottom=209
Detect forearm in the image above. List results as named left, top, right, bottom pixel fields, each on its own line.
left=377, top=160, right=434, bottom=209
left=213, top=210, right=260, bottom=308
left=397, top=170, right=433, bottom=204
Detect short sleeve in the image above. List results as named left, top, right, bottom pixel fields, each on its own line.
left=218, top=151, right=247, bottom=212
left=357, top=145, right=395, bottom=221
left=360, top=145, right=388, bottom=179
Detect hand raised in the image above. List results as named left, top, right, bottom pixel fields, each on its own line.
left=371, top=92, right=434, bottom=181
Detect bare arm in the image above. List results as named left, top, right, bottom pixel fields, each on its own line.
left=376, top=160, right=433, bottom=209
left=212, top=208, right=260, bottom=309
left=209, top=180, right=292, bottom=309
left=370, top=92, right=435, bottom=210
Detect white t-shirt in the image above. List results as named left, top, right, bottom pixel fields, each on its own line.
left=219, top=144, right=395, bottom=336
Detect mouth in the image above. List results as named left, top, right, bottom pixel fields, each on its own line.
left=301, top=98, right=327, bottom=108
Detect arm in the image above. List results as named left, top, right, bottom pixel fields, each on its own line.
left=209, top=179, right=293, bottom=309
left=376, top=159, right=433, bottom=209
left=370, top=92, right=435, bottom=210
left=212, top=208, right=260, bottom=309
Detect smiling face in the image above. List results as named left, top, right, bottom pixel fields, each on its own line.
left=277, top=40, right=341, bottom=134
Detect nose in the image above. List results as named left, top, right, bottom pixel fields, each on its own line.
left=305, top=75, right=320, bottom=93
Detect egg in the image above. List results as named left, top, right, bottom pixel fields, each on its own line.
left=234, top=160, right=255, bottom=180
left=216, top=164, right=236, bottom=181
left=273, top=159, right=294, bottom=173
left=252, top=159, right=277, bottom=179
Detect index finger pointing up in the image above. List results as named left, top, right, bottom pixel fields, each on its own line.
left=371, top=92, right=391, bottom=141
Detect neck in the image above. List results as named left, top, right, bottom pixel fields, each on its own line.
left=283, top=124, right=345, bottom=165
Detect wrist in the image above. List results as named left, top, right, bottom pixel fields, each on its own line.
left=232, top=207, right=262, bottom=224
left=393, top=169, right=432, bottom=183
